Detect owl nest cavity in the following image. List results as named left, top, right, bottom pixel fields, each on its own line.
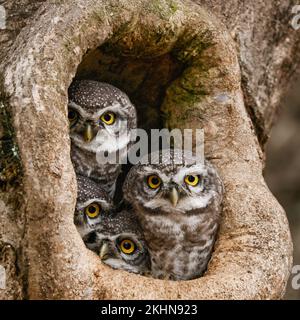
left=0, top=0, right=292, bottom=299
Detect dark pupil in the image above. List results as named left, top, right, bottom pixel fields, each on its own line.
left=151, top=177, right=159, bottom=185
left=123, top=241, right=132, bottom=250
left=68, top=110, right=76, bottom=120
left=104, top=113, right=112, bottom=121
left=88, top=205, right=96, bottom=214
left=188, top=176, right=196, bottom=182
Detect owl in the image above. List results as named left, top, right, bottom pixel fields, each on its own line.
left=74, top=174, right=114, bottom=238
left=123, top=149, right=224, bottom=280
left=68, top=80, right=137, bottom=197
left=83, top=209, right=151, bottom=275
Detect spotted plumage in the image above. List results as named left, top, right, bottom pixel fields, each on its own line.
left=68, top=80, right=137, bottom=197
left=123, top=149, right=224, bottom=280
left=74, top=174, right=114, bottom=238
left=84, top=209, right=150, bottom=275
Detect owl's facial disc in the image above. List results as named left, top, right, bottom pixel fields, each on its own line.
left=138, top=165, right=212, bottom=214
left=98, top=235, right=148, bottom=274
left=69, top=101, right=132, bottom=154
left=75, top=197, right=112, bottom=238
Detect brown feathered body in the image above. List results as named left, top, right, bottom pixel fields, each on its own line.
left=123, top=149, right=223, bottom=280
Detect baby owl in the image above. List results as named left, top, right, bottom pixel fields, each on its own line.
left=123, top=149, right=224, bottom=280
left=84, top=209, right=151, bottom=275
left=74, top=174, right=114, bottom=238
left=68, top=80, right=137, bottom=197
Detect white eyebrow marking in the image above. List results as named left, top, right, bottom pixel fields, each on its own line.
left=77, top=198, right=109, bottom=210
left=140, top=168, right=169, bottom=183
left=68, top=101, right=90, bottom=118
left=69, top=101, right=128, bottom=121
left=173, top=164, right=207, bottom=184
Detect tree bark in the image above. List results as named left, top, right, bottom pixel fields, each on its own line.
left=0, top=0, right=298, bottom=300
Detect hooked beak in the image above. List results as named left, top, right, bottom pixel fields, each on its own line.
left=99, top=242, right=109, bottom=261
left=169, top=187, right=179, bottom=207
left=83, top=123, right=94, bottom=142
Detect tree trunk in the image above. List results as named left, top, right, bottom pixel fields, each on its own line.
left=0, top=0, right=298, bottom=300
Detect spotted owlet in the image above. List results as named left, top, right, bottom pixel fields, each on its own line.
left=84, top=209, right=150, bottom=275
left=68, top=80, right=137, bottom=197
left=74, top=174, right=114, bottom=238
left=122, top=149, right=224, bottom=280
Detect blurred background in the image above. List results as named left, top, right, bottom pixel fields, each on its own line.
left=264, top=77, right=300, bottom=300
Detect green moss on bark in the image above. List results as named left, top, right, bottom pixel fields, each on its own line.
left=147, top=0, right=179, bottom=20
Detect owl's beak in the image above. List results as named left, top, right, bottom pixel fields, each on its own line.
left=169, top=187, right=179, bottom=207
left=83, top=123, right=94, bottom=142
left=99, top=242, right=109, bottom=261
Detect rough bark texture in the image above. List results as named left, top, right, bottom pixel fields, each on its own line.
left=0, top=0, right=298, bottom=300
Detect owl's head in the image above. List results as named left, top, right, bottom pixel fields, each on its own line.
left=84, top=210, right=150, bottom=275
left=68, top=80, right=136, bottom=154
left=75, top=175, right=114, bottom=237
left=123, top=149, right=224, bottom=216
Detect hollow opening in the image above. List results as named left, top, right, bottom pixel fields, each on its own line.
left=69, top=41, right=213, bottom=281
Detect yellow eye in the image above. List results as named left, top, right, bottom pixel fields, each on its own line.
left=184, top=175, right=200, bottom=187
left=147, top=175, right=161, bottom=189
left=85, top=203, right=100, bottom=219
left=68, top=109, right=78, bottom=126
left=119, top=239, right=136, bottom=255
left=100, top=112, right=116, bottom=125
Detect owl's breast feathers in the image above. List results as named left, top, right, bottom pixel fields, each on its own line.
left=140, top=209, right=219, bottom=280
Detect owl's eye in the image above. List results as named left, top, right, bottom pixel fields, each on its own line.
left=85, top=203, right=101, bottom=219
left=100, top=112, right=116, bottom=125
left=147, top=175, right=162, bottom=189
left=119, top=239, right=136, bottom=255
left=184, top=175, right=200, bottom=187
left=68, top=109, right=79, bottom=126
